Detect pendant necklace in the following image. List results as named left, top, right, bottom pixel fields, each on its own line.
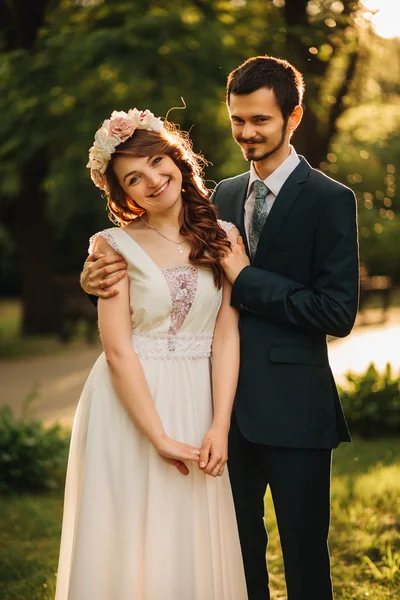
left=140, top=216, right=187, bottom=254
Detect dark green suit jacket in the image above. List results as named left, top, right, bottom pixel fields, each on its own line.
left=212, top=156, right=359, bottom=449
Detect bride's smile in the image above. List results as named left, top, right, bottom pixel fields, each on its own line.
left=114, top=153, right=183, bottom=214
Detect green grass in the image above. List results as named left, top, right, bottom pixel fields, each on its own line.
left=264, top=437, right=400, bottom=599
left=0, top=494, right=61, bottom=600
left=0, top=438, right=399, bottom=599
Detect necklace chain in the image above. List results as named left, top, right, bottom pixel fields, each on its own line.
left=140, top=216, right=187, bottom=254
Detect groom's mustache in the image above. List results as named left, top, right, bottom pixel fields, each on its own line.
left=238, top=137, right=266, bottom=144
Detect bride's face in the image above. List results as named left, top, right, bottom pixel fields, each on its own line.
left=113, top=153, right=183, bottom=214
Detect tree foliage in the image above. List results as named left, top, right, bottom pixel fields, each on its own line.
left=0, top=0, right=398, bottom=332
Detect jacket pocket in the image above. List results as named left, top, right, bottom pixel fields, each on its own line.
left=269, top=346, right=326, bottom=367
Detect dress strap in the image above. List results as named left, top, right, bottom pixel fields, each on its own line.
left=217, top=219, right=236, bottom=234
left=88, top=228, right=120, bottom=254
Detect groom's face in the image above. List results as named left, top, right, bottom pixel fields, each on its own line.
left=228, top=88, right=289, bottom=162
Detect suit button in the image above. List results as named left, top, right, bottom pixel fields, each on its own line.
left=239, top=303, right=244, bottom=309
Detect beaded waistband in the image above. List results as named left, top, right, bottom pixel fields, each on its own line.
left=131, top=331, right=213, bottom=360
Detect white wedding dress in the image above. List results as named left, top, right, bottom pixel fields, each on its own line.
left=55, top=224, right=247, bottom=600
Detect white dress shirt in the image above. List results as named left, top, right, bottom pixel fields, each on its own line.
left=244, top=145, right=300, bottom=241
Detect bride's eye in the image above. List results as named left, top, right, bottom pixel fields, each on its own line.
left=152, top=156, right=163, bottom=166
left=129, top=175, right=140, bottom=186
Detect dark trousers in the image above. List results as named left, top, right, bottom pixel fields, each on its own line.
left=228, top=413, right=333, bottom=600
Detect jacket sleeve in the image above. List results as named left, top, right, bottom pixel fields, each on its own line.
left=230, top=189, right=359, bottom=338
left=87, top=293, right=98, bottom=307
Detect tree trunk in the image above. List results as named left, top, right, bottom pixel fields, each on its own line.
left=2, top=0, right=56, bottom=334
left=12, top=151, right=56, bottom=334
left=282, top=0, right=360, bottom=167
left=295, top=106, right=328, bottom=167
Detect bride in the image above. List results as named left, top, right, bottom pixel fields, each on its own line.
left=55, top=108, right=248, bottom=599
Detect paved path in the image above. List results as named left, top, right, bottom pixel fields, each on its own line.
left=329, top=316, right=400, bottom=385
left=1, top=309, right=399, bottom=427
left=0, top=342, right=102, bottom=427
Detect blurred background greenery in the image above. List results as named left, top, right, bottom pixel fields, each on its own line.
left=0, top=1, right=399, bottom=599
left=0, top=0, right=399, bottom=336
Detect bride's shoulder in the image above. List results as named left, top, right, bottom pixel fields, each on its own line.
left=88, top=227, right=120, bottom=255
left=217, top=219, right=240, bottom=242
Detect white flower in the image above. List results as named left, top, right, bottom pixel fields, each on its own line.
left=126, top=108, right=143, bottom=127
left=93, top=126, right=121, bottom=154
left=126, top=108, right=163, bottom=132
left=139, top=109, right=163, bottom=132
left=147, top=114, right=163, bottom=132
left=87, top=145, right=112, bottom=173
left=139, top=110, right=151, bottom=127
left=110, top=110, right=128, bottom=120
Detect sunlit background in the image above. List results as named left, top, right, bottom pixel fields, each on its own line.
left=363, top=0, right=400, bottom=39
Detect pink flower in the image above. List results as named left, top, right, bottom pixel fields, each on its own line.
left=108, top=117, right=136, bottom=143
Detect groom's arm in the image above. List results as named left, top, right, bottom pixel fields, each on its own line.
left=230, top=188, right=359, bottom=338
left=81, top=251, right=128, bottom=306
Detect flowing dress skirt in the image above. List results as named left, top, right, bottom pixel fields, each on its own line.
left=55, top=352, right=248, bottom=600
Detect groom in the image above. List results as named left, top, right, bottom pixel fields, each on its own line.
left=212, top=56, right=358, bottom=600
left=81, top=56, right=359, bottom=599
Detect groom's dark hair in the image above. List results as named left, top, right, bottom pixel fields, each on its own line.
left=226, top=56, right=305, bottom=120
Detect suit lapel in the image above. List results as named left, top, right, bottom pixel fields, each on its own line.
left=232, top=173, right=250, bottom=254
left=254, top=156, right=311, bottom=265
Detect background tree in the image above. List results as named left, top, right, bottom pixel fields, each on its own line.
left=0, top=0, right=56, bottom=333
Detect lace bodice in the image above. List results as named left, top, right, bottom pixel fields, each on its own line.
left=89, top=220, right=235, bottom=359
left=163, top=266, right=198, bottom=336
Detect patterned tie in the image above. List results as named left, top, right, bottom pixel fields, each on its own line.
left=249, top=179, right=269, bottom=260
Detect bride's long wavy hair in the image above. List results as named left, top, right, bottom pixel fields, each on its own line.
left=104, top=122, right=230, bottom=288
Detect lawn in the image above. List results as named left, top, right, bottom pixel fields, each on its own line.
left=0, top=437, right=399, bottom=599
left=265, top=437, right=400, bottom=599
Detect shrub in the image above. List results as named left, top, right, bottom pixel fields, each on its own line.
left=339, top=363, right=400, bottom=438
left=0, top=398, right=70, bottom=493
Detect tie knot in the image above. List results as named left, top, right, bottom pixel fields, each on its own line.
left=253, top=179, right=268, bottom=200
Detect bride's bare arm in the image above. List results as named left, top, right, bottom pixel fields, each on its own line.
left=199, top=228, right=240, bottom=477
left=95, top=235, right=200, bottom=474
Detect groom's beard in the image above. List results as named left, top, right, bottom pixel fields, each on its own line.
left=238, top=120, right=288, bottom=162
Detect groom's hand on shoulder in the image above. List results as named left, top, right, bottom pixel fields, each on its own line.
left=81, top=251, right=128, bottom=298
left=220, top=235, right=250, bottom=285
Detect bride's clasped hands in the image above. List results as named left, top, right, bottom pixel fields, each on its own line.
left=199, top=425, right=229, bottom=477
left=153, top=432, right=201, bottom=476
left=153, top=427, right=229, bottom=479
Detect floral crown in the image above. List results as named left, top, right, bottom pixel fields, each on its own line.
left=87, top=108, right=164, bottom=190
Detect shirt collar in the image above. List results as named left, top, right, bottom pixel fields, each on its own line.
left=247, top=145, right=300, bottom=198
